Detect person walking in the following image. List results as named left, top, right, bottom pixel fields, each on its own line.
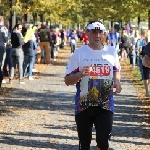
left=138, top=31, right=147, bottom=80
left=128, top=30, right=136, bottom=68
left=65, top=21, right=122, bottom=150
left=9, top=23, right=24, bottom=84
left=69, top=30, right=78, bottom=53
left=106, top=27, right=120, bottom=50
left=81, top=30, right=89, bottom=45
left=138, top=31, right=149, bottom=97
left=142, top=42, right=150, bottom=68
left=120, top=30, right=129, bottom=61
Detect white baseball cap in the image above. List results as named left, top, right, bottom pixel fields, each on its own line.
left=87, top=21, right=106, bottom=31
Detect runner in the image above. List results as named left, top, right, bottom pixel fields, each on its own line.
left=65, top=20, right=122, bottom=150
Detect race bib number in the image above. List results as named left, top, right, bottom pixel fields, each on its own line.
left=90, top=65, right=111, bottom=79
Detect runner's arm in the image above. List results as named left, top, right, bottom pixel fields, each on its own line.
left=113, top=71, right=121, bottom=83
left=65, top=66, right=91, bottom=86
left=64, top=72, right=83, bottom=86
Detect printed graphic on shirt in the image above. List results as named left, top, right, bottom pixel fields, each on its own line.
left=79, top=60, right=113, bottom=111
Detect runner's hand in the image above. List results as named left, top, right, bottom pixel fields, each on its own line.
left=111, top=82, right=122, bottom=95
left=81, top=66, right=92, bottom=77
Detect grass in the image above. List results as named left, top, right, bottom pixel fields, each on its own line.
left=132, top=67, right=141, bottom=79
left=132, top=67, right=144, bottom=88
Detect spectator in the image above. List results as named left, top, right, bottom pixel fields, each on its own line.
left=129, top=30, right=136, bottom=68
left=138, top=31, right=147, bottom=80
left=142, top=42, right=150, bottom=68
left=49, top=28, right=56, bottom=60
left=9, top=23, right=24, bottom=84
left=39, top=22, right=51, bottom=64
left=0, top=16, right=8, bottom=84
left=3, top=20, right=12, bottom=77
left=60, top=29, right=64, bottom=49
left=23, top=24, right=37, bottom=80
left=138, top=31, right=149, bottom=97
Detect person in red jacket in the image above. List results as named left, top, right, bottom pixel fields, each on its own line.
left=81, top=31, right=89, bottom=45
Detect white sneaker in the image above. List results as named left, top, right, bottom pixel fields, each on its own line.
left=19, top=81, right=25, bottom=84
left=2, top=80, right=6, bottom=83
left=32, top=69, right=38, bottom=72
left=29, top=76, right=34, bottom=80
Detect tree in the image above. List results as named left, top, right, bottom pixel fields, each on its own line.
left=1, top=0, right=150, bottom=29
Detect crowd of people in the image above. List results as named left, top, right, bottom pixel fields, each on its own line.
left=0, top=16, right=69, bottom=85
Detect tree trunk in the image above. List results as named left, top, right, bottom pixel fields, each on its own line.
left=9, top=11, right=13, bottom=31
left=148, top=9, right=150, bottom=30
left=111, top=20, right=113, bottom=27
left=138, top=16, right=140, bottom=30
left=12, top=11, right=16, bottom=29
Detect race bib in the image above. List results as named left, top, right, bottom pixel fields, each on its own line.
left=90, top=64, right=112, bottom=79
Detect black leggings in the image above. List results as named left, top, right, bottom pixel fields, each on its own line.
left=75, top=107, right=113, bottom=150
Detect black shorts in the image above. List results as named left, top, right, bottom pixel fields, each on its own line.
left=142, top=65, right=150, bottom=80
left=75, top=107, right=113, bottom=150
left=121, top=47, right=129, bottom=53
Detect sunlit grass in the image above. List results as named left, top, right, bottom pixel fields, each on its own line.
left=132, top=67, right=144, bottom=88
left=121, top=59, right=150, bottom=137
left=132, top=67, right=141, bottom=79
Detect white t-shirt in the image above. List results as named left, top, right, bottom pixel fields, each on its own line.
left=65, top=45, right=120, bottom=115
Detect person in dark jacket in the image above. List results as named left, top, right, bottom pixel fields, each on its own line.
left=0, top=16, right=8, bottom=85
left=39, top=22, right=51, bottom=64
left=3, top=20, right=12, bottom=77
left=9, top=23, right=24, bottom=84
left=120, top=30, right=129, bottom=60
left=50, top=28, right=56, bottom=59
left=142, top=42, right=150, bottom=68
